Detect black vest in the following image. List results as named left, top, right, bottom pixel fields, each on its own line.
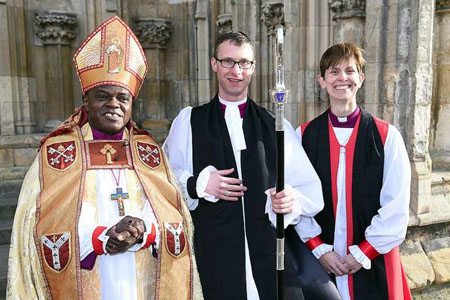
left=188, top=96, right=277, bottom=300
left=302, top=109, right=391, bottom=300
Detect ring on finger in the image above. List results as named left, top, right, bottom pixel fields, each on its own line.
left=224, top=190, right=231, bottom=197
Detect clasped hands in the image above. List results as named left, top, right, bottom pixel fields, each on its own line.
left=205, top=168, right=295, bottom=214
left=319, top=251, right=362, bottom=276
left=106, top=216, right=146, bottom=254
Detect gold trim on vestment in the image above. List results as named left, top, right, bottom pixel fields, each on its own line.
left=131, top=134, right=194, bottom=300
left=33, top=116, right=195, bottom=299
left=85, top=140, right=133, bottom=169
left=35, top=130, right=83, bottom=299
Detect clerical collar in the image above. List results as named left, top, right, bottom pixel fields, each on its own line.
left=328, top=107, right=360, bottom=128
left=92, top=127, right=124, bottom=140
left=219, top=96, right=247, bottom=119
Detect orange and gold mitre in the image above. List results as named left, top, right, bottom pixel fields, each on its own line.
left=73, top=16, right=148, bottom=98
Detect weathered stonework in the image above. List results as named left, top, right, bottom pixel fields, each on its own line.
left=432, top=1, right=450, bottom=173
left=405, top=221, right=450, bottom=297
left=0, top=134, right=43, bottom=182
left=0, top=1, right=450, bottom=297
left=413, top=283, right=450, bottom=300
left=0, top=166, right=27, bottom=181
left=423, top=237, right=450, bottom=284
left=34, top=10, right=78, bottom=46
left=329, top=0, right=366, bottom=19
left=134, top=18, right=172, bottom=49
left=12, top=148, right=36, bottom=167
left=401, top=242, right=435, bottom=290
left=105, top=0, right=118, bottom=12
left=330, top=0, right=366, bottom=48
left=0, top=149, right=13, bottom=168
left=261, top=2, right=284, bottom=35
left=216, top=13, right=232, bottom=34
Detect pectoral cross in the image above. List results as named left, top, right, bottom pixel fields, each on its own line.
left=100, top=144, right=116, bottom=165
left=111, top=187, right=129, bottom=216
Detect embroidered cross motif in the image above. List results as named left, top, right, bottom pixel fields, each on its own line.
left=111, top=187, right=129, bottom=216
left=100, top=144, right=117, bottom=165
left=165, top=223, right=183, bottom=255
left=42, top=233, right=70, bottom=271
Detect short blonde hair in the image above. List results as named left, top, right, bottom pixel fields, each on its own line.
left=319, top=43, right=366, bottom=77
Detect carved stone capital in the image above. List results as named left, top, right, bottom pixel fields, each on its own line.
left=261, top=2, right=284, bottom=35
left=216, top=13, right=232, bottom=34
left=34, top=10, right=78, bottom=46
left=134, top=18, right=172, bottom=49
left=329, top=0, right=366, bottom=20
left=436, top=0, right=450, bottom=13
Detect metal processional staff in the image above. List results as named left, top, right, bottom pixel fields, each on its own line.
left=270, top=25, right=288, bottom=300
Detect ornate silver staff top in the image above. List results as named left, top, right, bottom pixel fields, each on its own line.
left=270, top=25, right=289, bottom=132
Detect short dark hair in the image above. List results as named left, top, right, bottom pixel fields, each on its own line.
left=319, top=43, right=366, bottom=78
left=213, top=31, right=255, bottom=58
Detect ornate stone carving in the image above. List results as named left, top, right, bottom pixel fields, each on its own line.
left=134, top=18, right=172, bottom=49
left=216, top=13, right=232, bottom=34
left=261, top=2, right=284, bottom=35
left=34, top=11, right=78, bottom=45
left=329, top=0, right=366, bottom=19
left=436, top=0, right=450, bottom=13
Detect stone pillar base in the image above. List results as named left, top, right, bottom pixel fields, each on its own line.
left=410, top=159, right=432, bottom=216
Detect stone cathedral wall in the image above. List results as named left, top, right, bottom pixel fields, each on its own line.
left=0, top=0, right=449, bottom=298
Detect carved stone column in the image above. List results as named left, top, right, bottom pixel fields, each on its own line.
left=432, top=1, right=450, bottom=170
left=134, top=18, right=172, bottom=124
left=0, top=1, right=36, bottom=135
left=329, top=0, right=366, bottom=46
left=366, top=0, right=434, bottom=217
left=329, top=0, right=366, bottom=108
left=34, top=10, right=77, bottom=132
left=195, top=0, right=211, bottom=105
left=329, top=1, right=366, bottom=109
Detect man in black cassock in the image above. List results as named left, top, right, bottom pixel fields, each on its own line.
left=164, top=31, right=340, bottom=300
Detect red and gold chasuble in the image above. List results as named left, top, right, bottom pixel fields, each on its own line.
left=34, top=111, right=196, bottom=299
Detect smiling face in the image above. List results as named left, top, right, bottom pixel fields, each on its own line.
left=211, top=40, right=255, bottom=102
left=318, top=57, right=365, bottom=106
left=83, top=85, right=132, bottom=134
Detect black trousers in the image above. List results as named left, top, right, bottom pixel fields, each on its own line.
left=284, top=226, right=342, bottom=300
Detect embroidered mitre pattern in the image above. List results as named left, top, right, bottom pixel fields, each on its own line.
left=73, top=16, right=148, bottom=97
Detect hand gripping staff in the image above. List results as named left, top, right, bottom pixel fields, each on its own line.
left=270, top=25, right=288, bottom=300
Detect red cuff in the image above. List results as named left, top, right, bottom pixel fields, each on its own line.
left=92, top=226, right=107, bottom=255
left=358, top=239, right=380, bottom=260
left=305, top=236, right=324, bottom=251
left=142, top=224, right=157, bottom=249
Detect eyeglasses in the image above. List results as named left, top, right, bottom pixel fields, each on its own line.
left=214, top=57, right=255, bottom=69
